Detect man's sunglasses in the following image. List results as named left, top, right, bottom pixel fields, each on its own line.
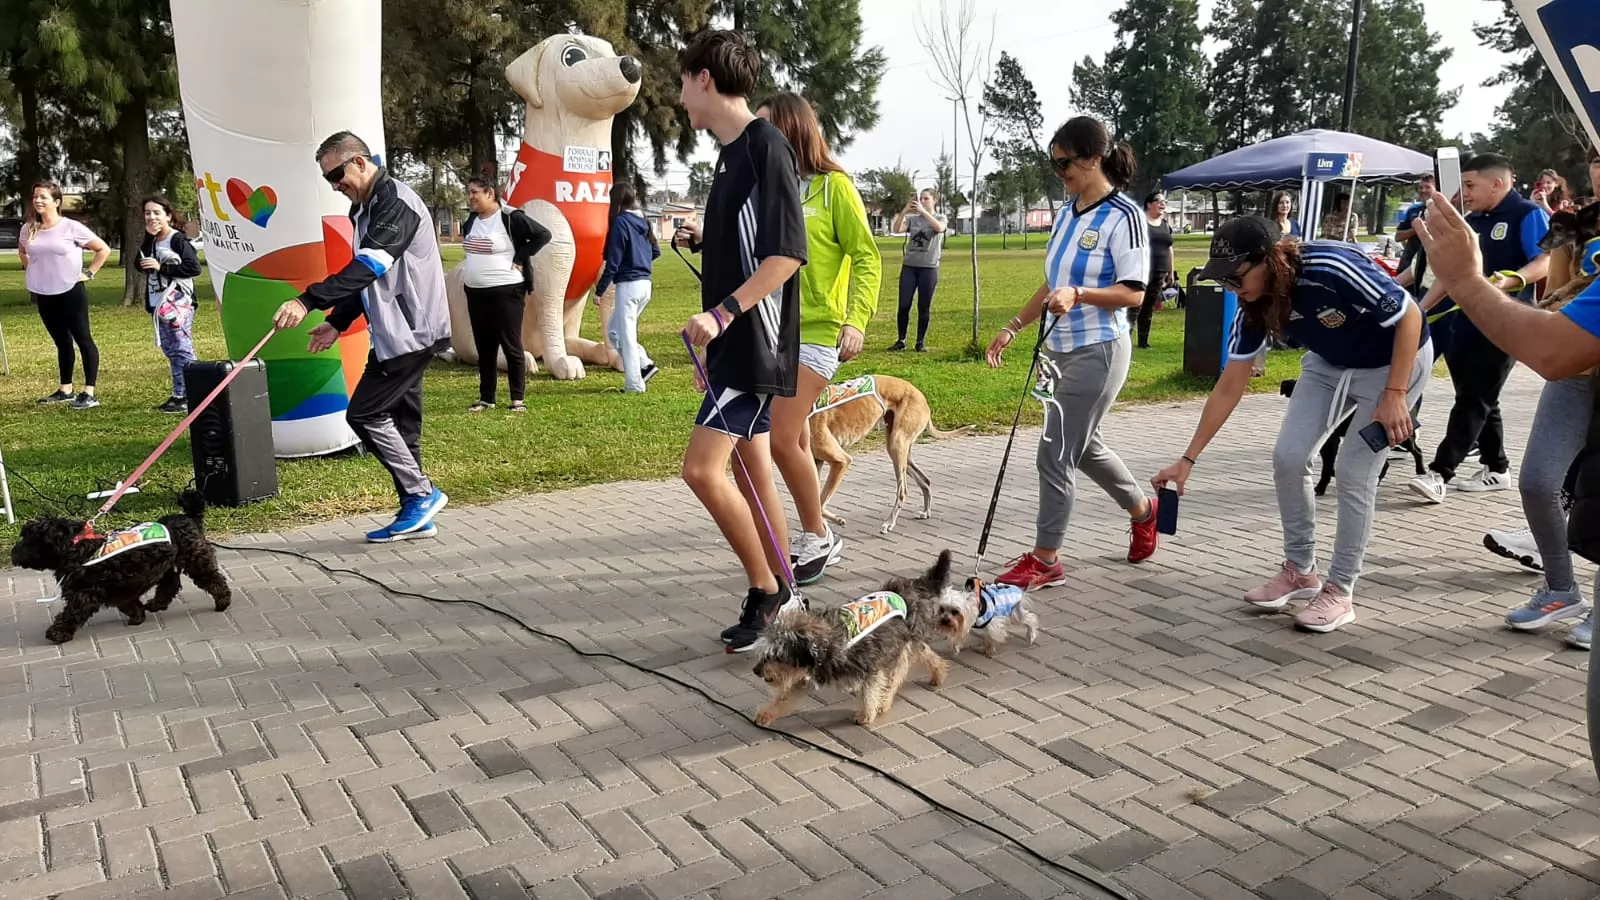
left=323, top=157, right=359, bottom=185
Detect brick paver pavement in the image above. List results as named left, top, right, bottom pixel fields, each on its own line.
left=4, top=366, right=1598, bottom=900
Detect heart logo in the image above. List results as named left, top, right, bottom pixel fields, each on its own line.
left=225, top=178, right=278, bottom=228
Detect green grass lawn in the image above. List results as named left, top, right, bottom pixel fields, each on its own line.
left=0, top=238, right=1299, bottom=545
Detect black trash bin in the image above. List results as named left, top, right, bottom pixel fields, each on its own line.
left=1183, top=282, right=1237, bottom=379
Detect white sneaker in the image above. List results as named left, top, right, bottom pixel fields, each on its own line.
left=791, top=528, right=843, bottom=586
left=1408, top=472, right=1447, bottom=504
left=1484, top=527, right=1543, bottom=572
left=1456, top=467, right=1512, bottom=493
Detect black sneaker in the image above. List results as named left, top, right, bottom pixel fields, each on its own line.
left=914, top=343, right=927, bottom=353
left=37, top=390, right=72, bottom=405
left=70, top=393, right=100, bottom=410
left=888, top=340, right=907, bottom=352
left=791, top=529, right=843, bottom=585
left=641, top=363, right=659, bottom=383
left=721, top=584, right=793, bottom=651
left=157, top=396, right=187, bottom=414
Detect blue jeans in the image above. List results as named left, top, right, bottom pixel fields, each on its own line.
left=607, top=279, right=655, bottom=393
left=154, top=307, right=196, bottom=397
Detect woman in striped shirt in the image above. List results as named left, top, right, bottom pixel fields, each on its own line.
left=984, top=116, right=1160, bottom=591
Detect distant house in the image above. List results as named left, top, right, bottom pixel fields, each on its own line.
left=647, top=202, right=702, bottom=242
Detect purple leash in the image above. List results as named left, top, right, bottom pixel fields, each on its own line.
left=680, top=332, right=800, bottom=595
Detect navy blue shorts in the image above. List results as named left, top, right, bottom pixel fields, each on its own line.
left=695, top=387, right=773, bottom=440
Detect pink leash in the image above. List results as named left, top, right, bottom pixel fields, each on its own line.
left=680, top=332, right=799, bottom=593
left=79, top=328, right=279, bottom=539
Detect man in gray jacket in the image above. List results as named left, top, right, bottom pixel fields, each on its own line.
left=274, top=131, right=451, bottom=542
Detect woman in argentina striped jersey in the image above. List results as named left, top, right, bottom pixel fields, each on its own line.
left=984, top=116, right=1162, bottom=592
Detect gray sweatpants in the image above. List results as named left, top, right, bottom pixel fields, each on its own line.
left=1521, top=376, right=1593, bottom=591
left=1276, top=345, right=1433, bottom=590
left=1035, top=335, right=1146, bottom=549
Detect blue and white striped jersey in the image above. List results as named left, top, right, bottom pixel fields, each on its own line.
left=1041, top=193, right=1149, bottom=353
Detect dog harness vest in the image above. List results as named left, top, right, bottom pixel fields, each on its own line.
left=1581, top=236, right=1600, bottom=278
left=505, top=141, right=611, bottom=302
left=84, top=522, right=171, bottom=567
left=811, top=375, right=884, bottom=418
left=838, top=591, right=907, bottom=649
left=973, top=582, right=1025, bottom=630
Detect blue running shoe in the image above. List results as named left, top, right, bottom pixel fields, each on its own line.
left=391, top=488, right=448, bottom=535
left=1505, top=587, right=1586, bottom=631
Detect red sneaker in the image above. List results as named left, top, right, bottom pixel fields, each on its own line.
left=995, top=553, right=1066, bottom=591
left=1128, top=497, right=1159, bottom=563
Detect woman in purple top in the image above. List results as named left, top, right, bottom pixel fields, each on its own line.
left=17, top=182, right=110, bottom=409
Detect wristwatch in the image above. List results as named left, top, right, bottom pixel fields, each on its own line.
left=82, top=268, right=96, bottom=280
left=718, top=296, right=741, bottom=318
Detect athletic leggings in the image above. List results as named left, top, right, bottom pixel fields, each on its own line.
left=1521, top=376, right=1593, bottom=592
left=34, top=283, right=99, bottom=387
left=896, top=265, right=939, bottom=345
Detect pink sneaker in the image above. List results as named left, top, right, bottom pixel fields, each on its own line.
left=1244, top=561, right=1322, bottom=609
left=1294, top=583, right=1356, bottom=633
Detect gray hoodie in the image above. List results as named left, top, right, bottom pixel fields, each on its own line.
left=299, top=169, right=450, bottom=366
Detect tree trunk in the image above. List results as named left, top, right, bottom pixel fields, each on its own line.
left=465, top=90, right=498, bottom=183
left=119, top=91, right=152, bottom=306
left=16, top=67, right=44, bottom=193
left=611, top=107, right=636, bottom=189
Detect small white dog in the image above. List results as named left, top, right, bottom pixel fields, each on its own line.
left=935, top=578, right=1040, bottom=657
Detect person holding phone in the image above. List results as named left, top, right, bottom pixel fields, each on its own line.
left=984, top=116, right=1160, bottom=592
left=890, top=188, right=946, bottom=351
left=1152, top=217, right=1432, bottom=634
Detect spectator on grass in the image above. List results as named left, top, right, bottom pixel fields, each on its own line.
left=1153, top=217, right=1431, bottom=634
left=756, top=90, right=881, bottom=584
left=1268, top=191, right=1303, bottom=239
left=1532, top=168, right=1571, bottom=216
left=18, top=181, right=110, bottom=410
left=138, top=196, right=202, bottom=414
left=890, top=188, right=946, bottom=352
left=461, top=175, right=551, bottom=411
left=1134, top=191, right=1174, bottom=350
left=984, top=115, right=1160, bottom=592
left=272, top=131, right=451, bottom=543
left=597, top=181, right=659, bottom=394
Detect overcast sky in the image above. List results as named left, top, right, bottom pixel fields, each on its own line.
left=650, top=0, right=1514, bottom=194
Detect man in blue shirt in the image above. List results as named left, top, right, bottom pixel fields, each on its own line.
left=1410, top=154, right=1549, bottom=504
left=1394, top=175, right=1434, bottom=300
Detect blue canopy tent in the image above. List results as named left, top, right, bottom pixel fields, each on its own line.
left=1161, top=129, right=1434, bottom=239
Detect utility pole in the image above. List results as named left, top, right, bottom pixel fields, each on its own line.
left=1339, top=0, right=1366, bottom=132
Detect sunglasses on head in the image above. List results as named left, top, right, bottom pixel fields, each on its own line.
left=322, top=157, right=358, bottom=186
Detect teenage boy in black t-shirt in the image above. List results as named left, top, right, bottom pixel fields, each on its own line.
left=673, top=30, right=809, bottom=652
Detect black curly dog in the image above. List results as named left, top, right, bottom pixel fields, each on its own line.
left=1280, top=379, right=1425, bottom=496
left=9, top=489, right=232, bottom=644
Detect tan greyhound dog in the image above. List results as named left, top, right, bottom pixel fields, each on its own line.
left=809, top=375, right=968, bottom=534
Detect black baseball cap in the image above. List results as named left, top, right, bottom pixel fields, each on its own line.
left=1197, top=216, right=1283, bottom=283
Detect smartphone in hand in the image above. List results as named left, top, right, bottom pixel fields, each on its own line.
left=1359, top=413, right=1421, bottom=453
left=1156, top=487, right=1180, bottom=535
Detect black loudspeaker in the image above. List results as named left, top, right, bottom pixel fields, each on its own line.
left=1182, top=282, right=1227, bottom=379
left=184, top=359, right=278, bottom=507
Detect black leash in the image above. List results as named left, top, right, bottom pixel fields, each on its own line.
left=973, top=314, right=1060, bottom=577
left=672, top=241, right=702, bottom=282
left=207, top=540, right=1137, bottom=900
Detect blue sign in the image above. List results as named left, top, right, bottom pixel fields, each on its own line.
left=1304, top=152, right=1363, bottom=182
left=1531, top=0, right=1600, bottom=149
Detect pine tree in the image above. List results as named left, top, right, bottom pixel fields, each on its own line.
left=1099, top=0, right=1213, bottom=194
left=1205, top=0, right=1260, bottom=153
left=1472, top=0, right=1590, bottom=191
left=0, top=0, right=93, bottom=205
left=982, top=51, right=1056, bottom=209
left=1069, top=56, right=1121, bottom=135
left=1347, top=0, right=1455, bottom=148
left=1251, top=0, right=1305, bottom=139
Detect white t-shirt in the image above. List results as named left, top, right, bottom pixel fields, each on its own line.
left=462, top=213, right=523, bottom=289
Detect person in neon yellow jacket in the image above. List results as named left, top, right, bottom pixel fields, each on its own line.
left=756, top=92, right=882, bottom=586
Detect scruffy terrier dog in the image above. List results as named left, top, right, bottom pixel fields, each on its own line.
left=888, top=549, right=1039, bottom=657
left=751, top=581, right=948, bottom=728
left=10, top=489, right=232, bottom=644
